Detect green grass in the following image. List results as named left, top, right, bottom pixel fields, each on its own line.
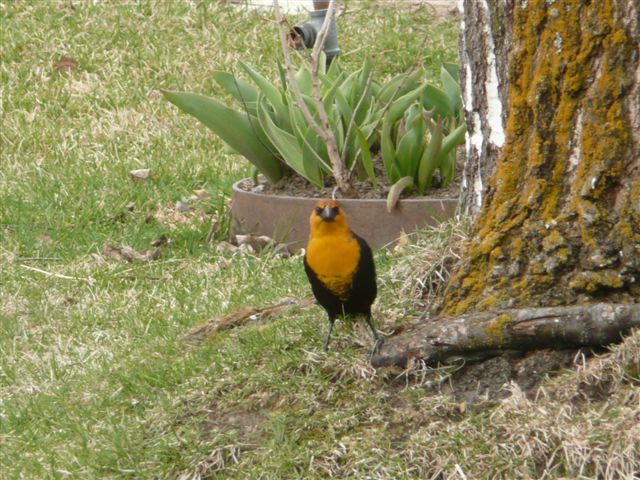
left=3, top=2, right=637, bottom=479
left=0, top=1, right=460, bottom=478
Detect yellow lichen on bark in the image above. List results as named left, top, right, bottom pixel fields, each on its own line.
left=481, top=313, right=512, bottom=347
left=443, top=0, right=639, bottom=315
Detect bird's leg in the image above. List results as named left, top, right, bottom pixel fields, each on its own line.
left=365, top=315, right=379, bottom=341
left=323, top=316, right=336, bottom=351
left=366, top=315, right=384, bottom=355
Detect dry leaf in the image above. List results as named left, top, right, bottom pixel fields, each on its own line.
left=175, top=200, right=190, bottom=212
left=103, top=244, right=161, bottom=263
left=151, top=235, right=170, bottom=247
left=274, top=243, right=293, bottom=258
left=393, top=229, right=409, bottom=255
left=238, top=243, right=255, bottom=254
left=1, top=251, right=18, bottom=263
left=207, top=218, right=220, bottom=244
left=130, top=169, right=151, bottom=181
left=37, top=234, right=55, bottom=247
left=152, top=204, right=209, bottom=231
left=110, top=212, right=129, bottom=223
left=216, top=241, right=238, bottom=254
left=54, top=56, right=77, bottom=73
left=234, top=234, right=274, bottom=252
left=192, top=189, right=212, bottom=200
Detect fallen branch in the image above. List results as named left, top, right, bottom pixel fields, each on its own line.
left=371, top=303, right=640, bottom=368
left=182, top=297, right=313, bottom=343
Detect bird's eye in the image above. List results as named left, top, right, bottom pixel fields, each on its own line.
left=333, top=207, right=340, bottom=214
left=315, top=207, right=323, bottom=215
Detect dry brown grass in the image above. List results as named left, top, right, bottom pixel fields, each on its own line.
left=385, top=330, right=640, bottom=479
left=384, top=218, right=469, bottom=316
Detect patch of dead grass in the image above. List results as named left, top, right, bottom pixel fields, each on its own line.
left=384, top=219, right=469, bottom=315
left=172, top=328, right=639, bottom=479
left=399, top=330, right=640, bottom=479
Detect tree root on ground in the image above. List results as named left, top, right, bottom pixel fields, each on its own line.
left=371, top=303, right=640, bottom=368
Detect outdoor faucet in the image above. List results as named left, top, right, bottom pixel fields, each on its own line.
left=289, top=1, right=340, bottom=66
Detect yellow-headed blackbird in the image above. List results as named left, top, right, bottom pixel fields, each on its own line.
left=303, top=199, right=380, bottom=351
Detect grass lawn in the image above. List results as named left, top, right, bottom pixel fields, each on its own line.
left=0, top=2, right=456, bottom=477
left=1, top=2, right=637, bottom=479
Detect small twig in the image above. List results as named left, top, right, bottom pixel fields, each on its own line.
left=308, top=0, right=352, bottom=193
left=206, top=214, right=220, bottom=244
left=15, top=257, right=62, bottom=263
left=455, top=464, right=468, bottom=480
left=273, top=0, right=352, bottom=194
left=274, top=0, right=324, bottom=135
left=20, top=264, right=90, bottom=282
left=182, top=297, right=314, bottom=343
left=309, top=0, right=334, bottom=78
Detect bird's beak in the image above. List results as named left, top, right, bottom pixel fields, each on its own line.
left=320, top=205, right=336, bottom=222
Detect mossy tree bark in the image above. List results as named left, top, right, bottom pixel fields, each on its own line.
left=372, top=0, right=639, bottom=367
left=449, top=0, right=639, bottom=314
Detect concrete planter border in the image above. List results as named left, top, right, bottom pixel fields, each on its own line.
left=230, top=180, right=459, bottom=250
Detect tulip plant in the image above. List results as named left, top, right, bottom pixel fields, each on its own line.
left=381, top=63, right=467, bottom=210
left=163, top=57, right=381, bottom=189
left=163, top=60, right=466, bottom=210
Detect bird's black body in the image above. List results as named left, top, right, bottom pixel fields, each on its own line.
left=303, top=199, right=380, bottom=351
left=304, top=233, right=377, bottom=320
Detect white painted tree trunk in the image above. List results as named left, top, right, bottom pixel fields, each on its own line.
left=458, top=0, right=510, bottom=215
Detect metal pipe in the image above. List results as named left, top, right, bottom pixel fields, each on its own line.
left=289, top=4, right=340, bottom=64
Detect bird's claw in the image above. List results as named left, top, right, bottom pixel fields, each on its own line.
left=370, top=336, right=384, bottom=359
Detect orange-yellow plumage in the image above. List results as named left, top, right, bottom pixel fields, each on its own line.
left=303, top=199, right=380, bottom=351
left=306, top=200, right=360, bottom=300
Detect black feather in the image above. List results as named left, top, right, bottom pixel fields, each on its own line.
left=304, top=232, right=377, bottom=319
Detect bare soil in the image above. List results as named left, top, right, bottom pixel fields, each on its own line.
left=238, top=154, right=463, bottom=200
left=441, top=348, right=593, bottom=403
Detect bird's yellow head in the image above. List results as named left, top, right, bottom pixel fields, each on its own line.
left=309, top=199, right=351, bottom=237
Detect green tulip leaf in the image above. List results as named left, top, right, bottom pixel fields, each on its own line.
left=257, top=96, right=323, bottom=186
left=442, top=62, right=460, bottom=83
left=417, top=117, right=444, bottom=194
left=441, top=65, right=462, bottom=116
left=162, top=90, right=282, bottom=184
left=211, top=71, right=258, bottom=117
left=241, top=62, right=291, bottom=130
left=422, top=84, right=454, bottom=119
left=387, top=176, right=414, bottom=212
left=355, top=126, right=378, bottom=188
left=377, top=69, right=423, bottom=104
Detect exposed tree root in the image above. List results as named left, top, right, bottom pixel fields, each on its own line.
left=371, top=303, right=640, bottom=368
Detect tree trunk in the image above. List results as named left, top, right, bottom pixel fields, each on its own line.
left=459, top=0, right=511, bottom=215
left=447, top=0, right=639, bottom=314
left=372, top=0, right=639, bottom=366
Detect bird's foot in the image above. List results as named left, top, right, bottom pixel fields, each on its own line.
left=369, top=336, right=384, bottom=359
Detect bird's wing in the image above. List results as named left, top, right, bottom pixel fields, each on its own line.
left=304, top=252, right=343, bottom=316
left=351, top=233, right=377, bottom=305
